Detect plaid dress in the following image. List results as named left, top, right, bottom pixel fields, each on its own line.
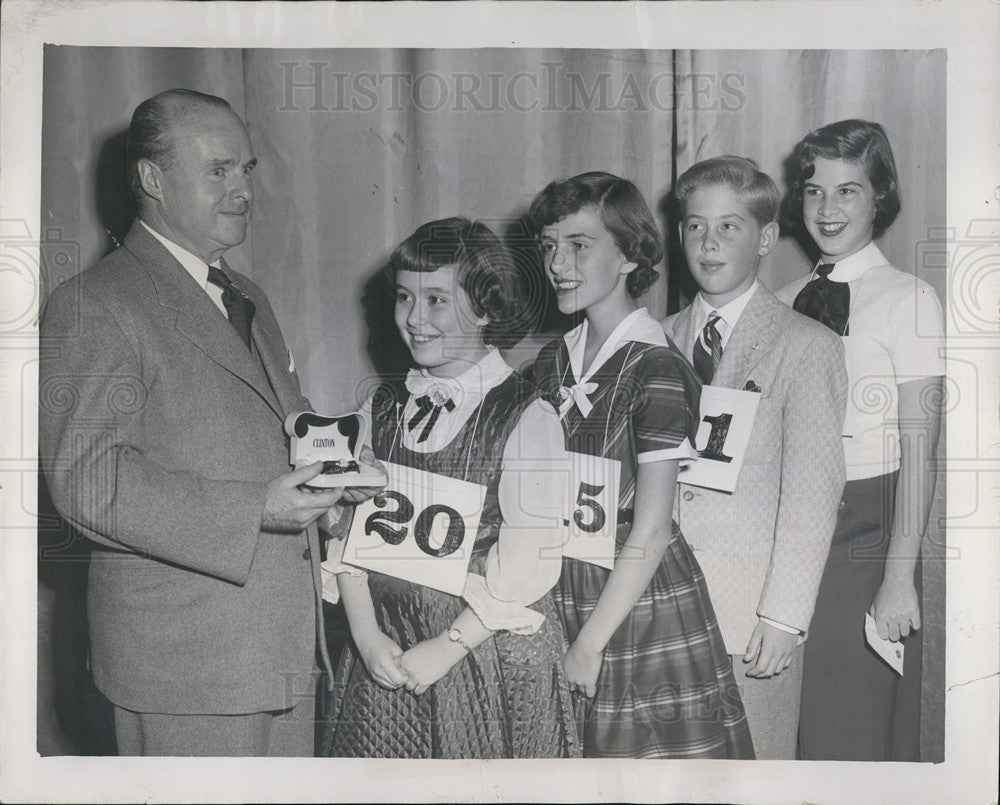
left=534, top=324, right=755, bottom=759
left=322, top=373, right=579, bottom=759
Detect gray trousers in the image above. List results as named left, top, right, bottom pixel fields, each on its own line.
left=730, top=644, right=805, bottom=760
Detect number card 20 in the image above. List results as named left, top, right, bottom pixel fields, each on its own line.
left=343, top=460, right=487, bottom=595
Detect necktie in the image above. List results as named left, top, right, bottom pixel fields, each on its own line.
left=693, top=312, right=723, bottom=385
left=407, top=394, right=456, bottom=443
left=207, top=265, right=255, bottom=349
left=792, top=263, right=850, bottom=336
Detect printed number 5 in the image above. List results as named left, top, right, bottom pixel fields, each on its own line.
left=573, top=481, right=606, bottom=534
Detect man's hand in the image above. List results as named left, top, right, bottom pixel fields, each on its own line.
left=743, top=620, right=799, bottom=678
left=338, top=446, right=387, bottom=505
left=262, top=462, right=344, bottom=532
left=355, top=630, right=409, bottom=689
left=399, top=634, right=467, bottom=695
left=871, top=577, right=921, bottom=642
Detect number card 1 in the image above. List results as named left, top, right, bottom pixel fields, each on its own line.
left=342, top=460, right=487, bottom=596
left=561, top=452, right=620, bottom=570
left=680, top=385, right=761, bottom=493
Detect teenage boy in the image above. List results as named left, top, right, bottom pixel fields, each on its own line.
left=662, top=156, right=847, bottom=758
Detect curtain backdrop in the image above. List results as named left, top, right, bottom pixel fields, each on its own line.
left=242, top=48, right=676, bottom=403
left=673, top=49, right=946, bottom=299
left=38, top=46, right=946, bottom=760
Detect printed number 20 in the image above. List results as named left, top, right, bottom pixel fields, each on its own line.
left=364, top=490, right=466, bottom=557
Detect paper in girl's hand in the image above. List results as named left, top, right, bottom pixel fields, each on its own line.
left=864, top=612, right=904, bottom=675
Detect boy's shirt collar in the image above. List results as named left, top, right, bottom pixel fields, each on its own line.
left=695, top=279, right=759, bottom=348
left=821, top=241, right=888, bottom=282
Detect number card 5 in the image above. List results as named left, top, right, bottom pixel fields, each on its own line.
left=343, top=460, right=487, bottom=596
left=561, top=452, right=620, bottom=570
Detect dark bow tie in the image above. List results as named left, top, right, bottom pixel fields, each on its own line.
left=407, top=394, right=456, bottom=443
left=793, top=263, right=850, bottom=336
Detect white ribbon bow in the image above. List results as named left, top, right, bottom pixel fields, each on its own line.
left=557, top=381, right=599, bottom=419
left=404, top=371, right=465, bottom=410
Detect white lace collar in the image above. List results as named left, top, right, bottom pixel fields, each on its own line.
left=404, top=348, right=512, bottom=409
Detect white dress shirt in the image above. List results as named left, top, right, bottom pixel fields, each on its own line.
left=140, top=219, right=228, bottom=316
left=776, top=242, right=946, bottom=480
left=693, top=280, right=759, bottom=353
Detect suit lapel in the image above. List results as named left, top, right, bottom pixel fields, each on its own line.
left=666, top=304, right=700, bottom=363
left=123, top=222, right=285, bottom=420
left=714, top=285, right=780, bottom=389
left=233, top=259, right=302, bottom=417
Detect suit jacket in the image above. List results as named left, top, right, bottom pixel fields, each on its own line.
left=39, top=221, right=329, bottom=714
left=662, top=284, right=847, bottom=653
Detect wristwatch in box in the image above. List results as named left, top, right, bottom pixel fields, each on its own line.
left=284, top=410, right=386, bottom=489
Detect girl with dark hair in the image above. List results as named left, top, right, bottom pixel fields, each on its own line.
left=322, top=217, right=579, bottom=758
left=529, top=173, right=755, bottom=759
left=776, top=120, right=944, bottom=761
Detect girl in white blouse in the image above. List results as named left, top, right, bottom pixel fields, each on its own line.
left=777, top=119, right=945, bottom=761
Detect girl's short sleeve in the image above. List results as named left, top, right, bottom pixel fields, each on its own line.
left=631, top=348, right=700, bottom=464
left=887, top=277, right=946, bottom=381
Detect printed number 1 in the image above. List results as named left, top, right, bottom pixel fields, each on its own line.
left=698, top=412, right=734, bottom=463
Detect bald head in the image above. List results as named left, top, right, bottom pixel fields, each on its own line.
left=126, top=89, right=236, bottom=207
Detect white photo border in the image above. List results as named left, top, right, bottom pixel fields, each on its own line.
left=2, top=1, right=998, bottom=803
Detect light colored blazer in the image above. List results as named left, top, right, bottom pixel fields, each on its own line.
left=663, top=284, right=847, bottom=653
left=39, top=221, right=328, bottom=715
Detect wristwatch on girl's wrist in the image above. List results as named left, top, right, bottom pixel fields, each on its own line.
left=446, top=627, right=472, bottom=653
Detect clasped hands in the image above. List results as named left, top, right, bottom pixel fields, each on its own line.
left=356, top=630, right=468, bottom=696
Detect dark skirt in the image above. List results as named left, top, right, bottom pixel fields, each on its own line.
left=321, top=571, right=579, bottom=759
left=798, top=471, right=921, bottom=761
left=555, top=523, right=755, bottom=759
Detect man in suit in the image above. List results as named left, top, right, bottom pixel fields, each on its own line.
left=662, top=156, right=847, bottom=758
left=39, top=89, right=346, bottom=756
